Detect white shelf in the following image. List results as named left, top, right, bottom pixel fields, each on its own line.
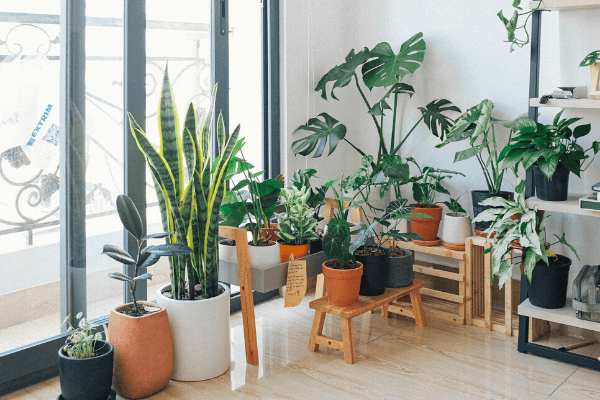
left=519, top=298, right=600, bottom=333
left=529, top=0, right=600, bottom=11
left=525, top=194, right=600, bottom=217
left=530, top=98, right=600, bottom=109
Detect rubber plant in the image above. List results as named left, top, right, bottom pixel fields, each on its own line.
left=129, top=66, right=242, bottom=300
left=292, top=32, right=460, bottom=172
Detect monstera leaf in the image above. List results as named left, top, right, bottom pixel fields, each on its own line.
left=368, top=83, right=415, bottom=116
left=315, top=47, right=370, bottom=100
left=418, top=99, right=461, bottom=141
left=362, top=32, right=426, bottom=89
left=579, top=50, right=600, bottom=67
left=292, top=113, right=347, bottom=158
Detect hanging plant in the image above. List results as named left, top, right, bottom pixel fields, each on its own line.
left=497, top=0, right=542, bottom=52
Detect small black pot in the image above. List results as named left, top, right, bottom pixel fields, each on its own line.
left=528, top=254, right=572, bottom=309
left=386, top=249, right=413, bottom=288
left=471, top=190, right=513, bottom=232
left=532, top=163, right=570, bottom=202
left=59, top=340, right=114, bottom=400
left=309, top=238, right=323, bottom=254
left=355, top=246, right=390, bottom=296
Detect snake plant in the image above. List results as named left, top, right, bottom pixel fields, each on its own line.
left=129, top=66, right=242, bottom=300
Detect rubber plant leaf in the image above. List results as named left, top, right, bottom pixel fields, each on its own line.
left=134, top=273, right=153, bottom=281
left=107, top=272, right=134, bottom=283
left=292, top=112, right=347, bottom=158
left=315, top=47, right=370, bottom=100
left=418, top=99, right=461, bottom=141
left=362, top=32, right=426, bottom=89
left=142, top=232, right=174, bottom=241
left=102, top=244, right=136, bottom=265
left=140, top=253, right=161, bottom=269
left=116, top=195, right=144, bottom=240
left=145, top=243, right=193, bottom=256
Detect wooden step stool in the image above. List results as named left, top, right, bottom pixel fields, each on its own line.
left=308, top=280, right=426, bottom=364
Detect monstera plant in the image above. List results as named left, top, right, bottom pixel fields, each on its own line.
left=292, top=32, right=460, bottom=172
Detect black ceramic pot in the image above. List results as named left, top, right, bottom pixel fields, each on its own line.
left=471, top=190, right=513, bottom=232
left=386, top=249, right=413, bottom=288
left=532, top=163, right=570, bottom=202
left=58, top=340, right=114, bottom=400
left=309, top=238, right=323, bottom=254
left=528, top=254, right=572, bottom=309
left=355, top=246, right=390, bottom=296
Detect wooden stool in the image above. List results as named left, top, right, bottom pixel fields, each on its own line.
left=308, top=280, right=426, bottom=364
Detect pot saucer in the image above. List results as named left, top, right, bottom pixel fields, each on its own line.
left=58, top=389, right=116, bottom=400
left=412, top=237, right=441, bottom=247
left=443, top=242, right=465, bottom=251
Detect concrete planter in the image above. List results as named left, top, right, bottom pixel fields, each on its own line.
left=442, top=212, right=472, bottom=246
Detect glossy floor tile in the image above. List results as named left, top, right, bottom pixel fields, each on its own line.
left=3, top=289, right=600, bottom=400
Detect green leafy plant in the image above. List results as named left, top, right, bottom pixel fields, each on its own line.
left=290, top=168, right=330, bottom=211
left=497, top=0, right=541, bottom=52
left=220, top=151, right=282, bottom=245
left=436, top=100, right=522, bottom=194
left=442, top=195, right=467, bottom=214
left=499, top=110, right=600, bottom=179
left=274, top=187, right=320, bottom=245
left=129, top=66, right=242, bottom=300
left=103, top=195, right=193, bottom=315
left=292, top=32, right=459, bottom=170
left=61, top=312, right=105, bottom=359
left=406, top=159, right=465, bottom=206
left=322, top=181, right=357, bottom=267
left=580, top=50, right=600, bottom=67
left=472, top=174, right=579, bottom=288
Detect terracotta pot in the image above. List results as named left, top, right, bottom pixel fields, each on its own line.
left=256, top=223, right=280, bottom=242
left=277, top=240, right=309, bottom=263
left=322, top=262, right=363, bottom=307
left=409, top=205, right=443, bottom=242
left=108, top=301, right=173, bottom=399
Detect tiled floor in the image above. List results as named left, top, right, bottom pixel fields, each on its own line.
left=4, top=289, right=600, bottom=399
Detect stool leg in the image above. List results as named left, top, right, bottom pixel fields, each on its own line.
left=382, top=303, right=389, bottom=318
left=315, top=273, right=326, bottom=299
left=308, top=311, right=326, bottom=352
left=341, top=318, right=356, bottom=364
left=410, top=289, right=427, bottom=328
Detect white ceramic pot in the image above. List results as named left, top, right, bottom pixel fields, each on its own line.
left=218, top=239, right=280, bottom=266
left=442, top=212, right=472, bottom=246
left=156, top=283, right=230, bottom=381
left=218, top=239, right=237, bottom=263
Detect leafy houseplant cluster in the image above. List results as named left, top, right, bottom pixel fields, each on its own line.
left=61, top=312, right=105, bottom=359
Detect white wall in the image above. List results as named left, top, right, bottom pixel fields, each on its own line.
left=281, top=1, right=600, bottom=285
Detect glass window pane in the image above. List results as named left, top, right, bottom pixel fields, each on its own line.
left=0, top=2, right=62, bottom=353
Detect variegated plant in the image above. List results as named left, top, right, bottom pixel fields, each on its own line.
left=129, top=66, right=242, bottom=300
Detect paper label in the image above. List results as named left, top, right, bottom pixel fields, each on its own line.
left=284, top=254, right=307, bottom=307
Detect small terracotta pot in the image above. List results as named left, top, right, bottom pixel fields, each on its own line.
left=256, top=223, right=280, bottom=242
left=108, top=301, right=173, bottom=399
left=322, top=262, right=363, bottom=307
left=277, top=240, right=309, bottom=263
left=409, top=205, right=443, bottom=242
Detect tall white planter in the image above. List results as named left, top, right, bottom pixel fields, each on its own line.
left=218, top=240, right=281, bottom=267
left=156, top=283, right=230, bottom=381
left=442, top=212, right=472, bottom=246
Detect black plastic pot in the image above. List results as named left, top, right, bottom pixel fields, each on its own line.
left=386, top=249, right=413, bottom=288
left=355, top=246, right=390, bottom=296
left=471, top=190, right=513, bottom=232
left=309, top=238, right=323, bottom=254
left=532, top=163, right=570, bottom=201
left=528, top=254, right=572, bottom=309
left=58, top=340, right=114, bottom=400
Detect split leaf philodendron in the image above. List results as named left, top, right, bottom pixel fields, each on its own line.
left=129, top=66, right=243, bottom=300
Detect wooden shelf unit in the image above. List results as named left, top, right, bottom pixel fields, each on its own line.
left=529, top=0, right=600, bottom=11
left=519, top=299, right=600, bottom=333
left=530, top=98, right=600, bottom=109
left=525, top=194, right=600, bottom=217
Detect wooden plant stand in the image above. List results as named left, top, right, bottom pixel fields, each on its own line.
left=308, top=280, right=426, bottom=364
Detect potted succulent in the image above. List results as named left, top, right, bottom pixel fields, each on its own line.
left=129, top=67, right=241, bottom=381
left=499, top=110, right=599, bottom=201
left=441, top=196, right=472, bottom=251
left=580, top=50, right=600, bottom=99
left=473, top=174, right=579, bottom=309
left=435, top=100, right=519, bottom=234
left=406, top=159, right=464, bottom=245
left=219, top=151, right=283, bottom=267
left=59, top=313, right=114, bottom=400
left=275, top=186, right=320, bottom=262
left=102, top=195, right=192, bottom=399
left=321, top=183, right=363, bottom=306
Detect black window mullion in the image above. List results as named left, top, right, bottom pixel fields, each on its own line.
left=263, top=0, right=280, bottom=178
left=212, top=0, right=229, bottom=143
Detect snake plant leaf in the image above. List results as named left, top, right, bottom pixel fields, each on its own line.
left=158, top=66, right=184, bottom=199
left=315, top=47, right=370, bottom=100
left=140, top=253, right=161, bottom=269
left=102, top=244, right=136, bottom=265
left=368, top=83, right=415, bottom=116
left=147, top=162, right=172, bottom=235
left=580, top=50, right=600, bottom=67
left=134, top=272, right=153, bottom=281
left=362, top=32, right=426, bottom=89
left=107, top=272, right=134, bottom=283
left=182, top=103, right=197, bottom=178
left=144, top=243, right=193, bottom=256
left=292, top=113, right=347, bottom=158
left=418, top=99, right=461, bottom=141
left=116, top=195, right=144, bottom=240
left=216, top=112, right=227, bottom=152
left=142, top=232, right=174, bottom=241
left=199, top=85, right=217, bottom=169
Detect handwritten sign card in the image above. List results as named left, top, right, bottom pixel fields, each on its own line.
left=284, top=254, right=307, bottom=307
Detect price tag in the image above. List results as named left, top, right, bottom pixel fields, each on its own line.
left=284, top=254, right=307, bottom=307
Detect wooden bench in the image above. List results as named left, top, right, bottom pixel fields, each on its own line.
left=308, top=280, right=426, bottom=364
